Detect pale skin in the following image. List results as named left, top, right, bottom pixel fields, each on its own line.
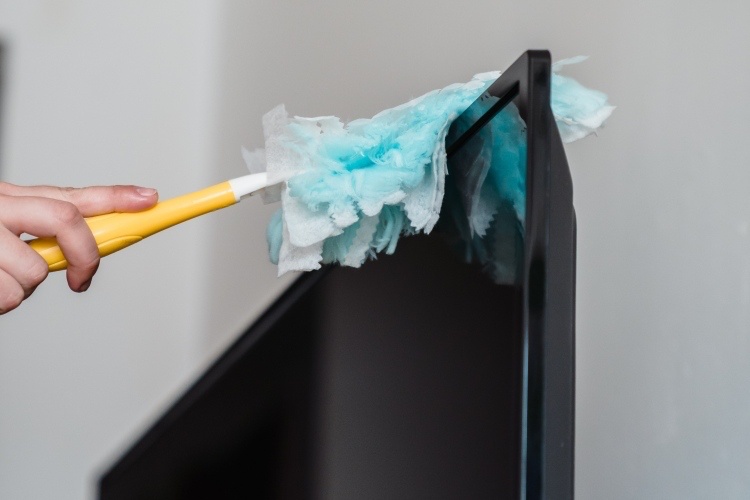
left=0, top=182, right=159, bottom=314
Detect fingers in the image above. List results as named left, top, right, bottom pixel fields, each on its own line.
left=0, top=182, right=158, bottom=216
left=0, top=195, right=99, bottom=291
left=0, top=181, right=156, bottom=313
left=0, top=225, right=49, bottom=299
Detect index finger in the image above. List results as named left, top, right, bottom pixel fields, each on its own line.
left=0, top=182, right=158, bottom=216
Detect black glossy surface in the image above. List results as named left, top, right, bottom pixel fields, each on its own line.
left=454, top=50, right=575, bottom=499
left=100, top=235, right=523, bottom=500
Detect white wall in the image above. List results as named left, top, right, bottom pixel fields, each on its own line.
left=569, top=3, right=750, bottom=497
left=0, top=2, right=281, bottom=499
left=1, top=0, right=749, bottom=499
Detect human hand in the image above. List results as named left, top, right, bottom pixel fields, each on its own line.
left=0, top=182, right=159, bottom=314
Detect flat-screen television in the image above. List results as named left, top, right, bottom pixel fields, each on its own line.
left=99, top=50, right=575, bottom=500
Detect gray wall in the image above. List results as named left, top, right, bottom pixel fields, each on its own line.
left=1, top=0, right=749, bottom=498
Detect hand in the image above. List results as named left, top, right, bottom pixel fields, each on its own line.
left=0, top=182, right=159, bottom=314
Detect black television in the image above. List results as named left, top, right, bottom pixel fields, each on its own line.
left=99, top=50, right=575, bottom=500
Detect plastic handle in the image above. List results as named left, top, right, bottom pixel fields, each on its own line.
left=28, top=181, right=238, bottom=272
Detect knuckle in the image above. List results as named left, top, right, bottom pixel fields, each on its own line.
left=58, top=186, right=78, bottom=201
left=73, top=250, right=100, bottom=275
left=0, top=287, right=24, bottom=313
left=83, top=254, right=100, bottom=273
left=55, top=202, right=83, bottom=226
left=26, top=259, right=50, bottom=286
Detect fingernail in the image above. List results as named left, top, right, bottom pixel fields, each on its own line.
left=79, top=279, right=92, bottom=292
left=136, top=187, right=157, bottom=197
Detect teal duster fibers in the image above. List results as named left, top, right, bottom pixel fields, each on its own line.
left=245, top=57, right=614, bottom=281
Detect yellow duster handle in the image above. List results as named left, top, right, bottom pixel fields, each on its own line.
left=28, top=181, right=238, bottom=272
